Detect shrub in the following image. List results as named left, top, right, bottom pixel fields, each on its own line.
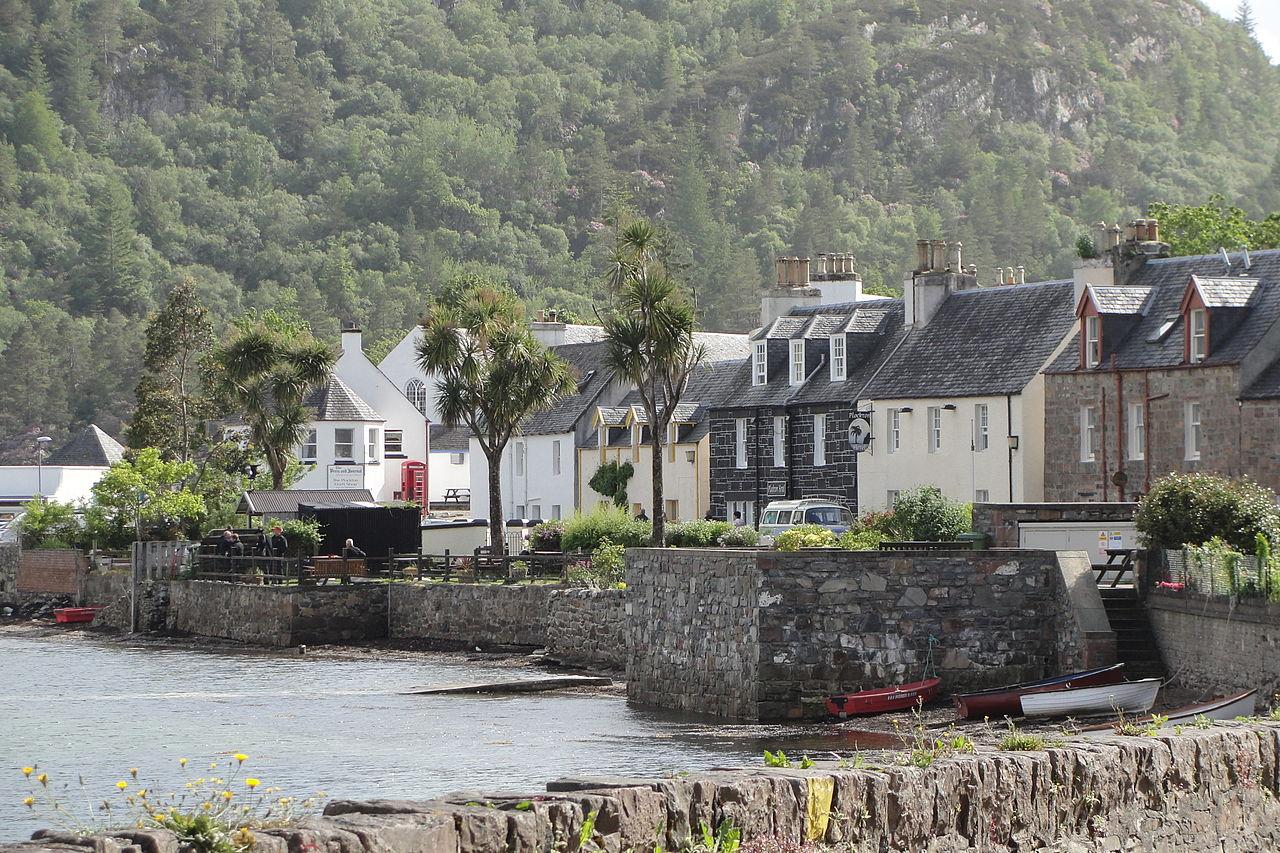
left=839, top=529, right=884, bottom=551
left=858, top=510, right=896, bottom=535
left=528, top=519, right=564, bottom=552
left=19, top=499, right=88, bottom=550
left=1135, top=473, right=1280, bottom=553
left=565, top=540, right=626, bottom=588
left=881, top=486, right=970, bottom=541
left=587, top=460, right=633, bottom=507
left=666, top=520, right=733, bottom=548
left=717, top=526, right=760, bottom=548
left=561, top=504, right=651, bottom=553
left=265, top=517, right=322, bottom=557
left=773, top=524, right=837, bottom=551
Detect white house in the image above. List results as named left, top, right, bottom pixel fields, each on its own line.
left=289, top=376, right=390, bottom=500
left=331, top=324, right=429, bottom=502
left=855, top=253, right=1077, bottom=511
left=0, top=425, right=126, bottom=536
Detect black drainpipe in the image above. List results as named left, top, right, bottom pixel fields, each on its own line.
left=1006, top=393, right=1015, bottom=502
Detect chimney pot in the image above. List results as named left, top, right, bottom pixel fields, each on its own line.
left=1124, top=221, right=1137, bottom=242
left=775, top=257, right=787, bottom=287
left=930, top=239, right=946, bottom=272
left=1017, top=265, right=1025, bottom=285
left=1147, top=218, right=1159, bottom=243
left=916, top=240, right=930, bottom=272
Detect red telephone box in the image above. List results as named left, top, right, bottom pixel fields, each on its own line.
left=400, top=459, right=427, bottom=515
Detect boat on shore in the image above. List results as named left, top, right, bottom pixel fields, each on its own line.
left=825, top=676, right=941, bottom=718
left=953, top=663, right=1126, bottom=720
left=1080, top=689, right=1258, bottom=734
left=1020, top=677, right=1162, bottom=718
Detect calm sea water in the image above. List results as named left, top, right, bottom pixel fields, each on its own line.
left=1, top=631, right=866, bottom=841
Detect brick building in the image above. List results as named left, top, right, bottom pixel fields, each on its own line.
left=1043, top=230, right=1280, bottom=500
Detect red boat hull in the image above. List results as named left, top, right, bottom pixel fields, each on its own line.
left=954, top=664, right=1126, bottom=719
left=826, top=677, right=941, bottom=718
left=53, top=607, right=99, bottom=624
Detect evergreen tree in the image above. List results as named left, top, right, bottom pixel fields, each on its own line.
left=1236, top=1, right=1256, bottom=39
left=76, top=177, right=146, bottom=313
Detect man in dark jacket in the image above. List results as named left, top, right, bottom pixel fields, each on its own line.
left=265, top=525, right=289, bottom=558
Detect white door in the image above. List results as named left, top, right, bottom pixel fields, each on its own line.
left=727, top=500, right=755, bottom=526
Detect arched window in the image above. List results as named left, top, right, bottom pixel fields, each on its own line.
left=405, top=378, right=428, bottom=415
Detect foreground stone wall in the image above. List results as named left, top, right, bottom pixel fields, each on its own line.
left=389, top=582, right=558, bottom=648
left=546, top=588, right=626, bottom=670
left=11, top=724, right=1280, bottom=853
left=167, top=581, right=387, bottom=646
left=972, top=502, right=1137, bottom=548
left=0, top=543, right=18, bottom=596
left=1148, top=590, right=1280, bottom=700
left=629, top=548, right=1102, bottom=721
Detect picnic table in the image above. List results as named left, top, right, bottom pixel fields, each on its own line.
left=306, top=556, right=367, bottom=584
left=443, top=488, right=470, bottom=505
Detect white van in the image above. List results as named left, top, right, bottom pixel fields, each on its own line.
left=759, top=497, right=855, bottom=544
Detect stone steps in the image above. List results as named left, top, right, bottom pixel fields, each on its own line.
left=1099, top=587, right=1166, bottom=680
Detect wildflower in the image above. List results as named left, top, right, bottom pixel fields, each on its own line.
left=179, top=758, right=188, bottom=768
left=233, top=753, right=248, bottom=763
left=129, top=768, right=138, bottom=779
left=23, top=797, right=34, bottom=808
left=36, top=774, right=48, bottom=787
left=201, top=802, right=212, bottom=811
left=21, top=767, right=33, bottom=777
left=245, top=778, right=260, bottom=789
left=221, top=791, right=233, bottom=801
left=116, top=781, right=128, bottom=791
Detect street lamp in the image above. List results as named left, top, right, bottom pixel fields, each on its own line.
left=34, top=436, right=52, bottom=501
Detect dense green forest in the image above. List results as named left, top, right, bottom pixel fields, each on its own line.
left=0, top=0, right=1277, bottom=459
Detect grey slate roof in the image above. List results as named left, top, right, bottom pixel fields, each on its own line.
left=238, top=489, right=376, bottom=515
left=1049, top=249, right=1280, bottom=376
left=596, top=407, right=629, bottom=427
left=305, top=376, right=384, bottom=422
left=45, top=425, right=126, bottom=466
left=863, top=280, right=1076, bottom=399
left=1192, top=276, right=1259, bottom=308
left=613, top=359, right=745, bottom=437
left=520, top=341, right=616, bottom=435
left=1088, top=286, right=1152, bottom=314
left=428, top=424, right=471, bottom=452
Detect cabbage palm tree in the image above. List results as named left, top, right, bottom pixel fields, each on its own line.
left=207, top=318, right=335, bottom=490
left=600, top=220, right=705, bottom=546
left=416, top=283, right=574, bottom=555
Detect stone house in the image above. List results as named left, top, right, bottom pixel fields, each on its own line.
left=1043, top=234, right=1280, bottom=500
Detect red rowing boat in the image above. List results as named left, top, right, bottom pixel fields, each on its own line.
left=825, top=677, right=941, bottom=718
left=952, top=663, right=1126, bottom=720
left=53, top=607, right=100, bottom=624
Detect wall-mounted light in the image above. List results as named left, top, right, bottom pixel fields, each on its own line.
left=899, top=406, right=914, bottom=414
left=1008, top=435, right=1020, bottom=450
left=942, top=403, right=958, bottom=411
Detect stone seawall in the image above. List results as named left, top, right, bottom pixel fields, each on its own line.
left=167, top=581, right=387, bottom=646
left=10, top=724, right=1280, bottom=852
left=0, top=543, right=18, bottom=597
left=546, top=588, right=626, bottom=670
left=389, top=583, right=557, bottom=648
left=1148, top=590, right=1280, bottom=701
left=628, top=548, right=1106, bottom=720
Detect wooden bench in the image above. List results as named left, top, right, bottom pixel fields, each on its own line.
left=879, top=540, right=966, bottom=552
left=307, top=556, right=367, bottom=584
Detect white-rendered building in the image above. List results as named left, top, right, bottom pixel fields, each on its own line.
left=0, top=425, right=126, bottom=537
left=289, top=376, right=390, bottom=500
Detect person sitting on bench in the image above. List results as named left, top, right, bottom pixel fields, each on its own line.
left=342, top=538, right=366, bottom=560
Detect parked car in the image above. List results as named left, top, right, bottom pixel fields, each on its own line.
left=758, top=498, right=855, bottom=545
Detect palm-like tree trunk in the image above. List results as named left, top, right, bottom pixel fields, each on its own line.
left=650, top=430, right=664, bottom=546
left=487, top=450, right=505, bottom=557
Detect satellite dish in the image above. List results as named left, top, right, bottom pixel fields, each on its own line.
left=848, top=414, right=872, bottom=453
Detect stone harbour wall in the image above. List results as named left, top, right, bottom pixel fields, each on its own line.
left=0, top=543, right=18, bottom=596
left=1147, top=590, right=1280, bottom=701
left=11, top=724, right=1280, bottom=853
left=389, top=582, right=557, bottom=648
left=166, top=581, right=387, bottom=646
left=545, top=588, right=626, bottom=670
left=628, top=548, right=1103, bottom=721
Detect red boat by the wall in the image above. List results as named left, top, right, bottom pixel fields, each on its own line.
left=952, top=663, right=1126, bottom=720
left=825, top=677, right=942, bottom=718
left=53, top=607, right=100, bottom=624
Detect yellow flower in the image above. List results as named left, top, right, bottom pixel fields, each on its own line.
left=23, top=797, right=34, bottom=808
left=244, top=778, right=260, bottom=789
left=178, top=758, right=188, bottom=767
left=37, top=774, right=48, bottom=787
left=21, top=767, right=33, bottom=777
left=201, top=802, right=212, bottom=811
left=129, top=768, right=138, bottom=778
left=221, top=791, right=233, bottom=801
left=233, top=753, right=248, bottom=763
left=139, top=789, right=148, bottom=798
left=116, top=781, right=128, bottom=791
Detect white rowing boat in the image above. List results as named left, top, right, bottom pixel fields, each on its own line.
left=1020, top=677, right=1162, bottom=718
left=1079, top=689, right=1258, bottom=736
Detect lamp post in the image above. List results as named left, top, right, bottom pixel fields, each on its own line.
left=34, top=436, right=52, bottom=501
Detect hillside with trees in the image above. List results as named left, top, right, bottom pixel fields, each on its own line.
left=1, top=0, right=1278, bottom=458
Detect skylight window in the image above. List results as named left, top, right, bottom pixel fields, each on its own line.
left=1148, top=315, right=1179, bottom=343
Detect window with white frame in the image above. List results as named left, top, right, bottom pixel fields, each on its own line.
left=829, top=336, right=846, bottom=381
left=1189, top=309, right=1207, bottom=363
left=366, top=428, right=380, bottom=463
left=552, top=440, right=561, bottom=475
left=334, top=428, right=354, bottom=461
left=301, top=429, right=317, bottom=463
left=752, top=341, right=767, bottom=386
left=773, top=415, right=785, bottom=467
left=1185, top=401, right=1202, bottom=460
left=1084, top=316, right=1102, bottom=368
left=1080, top=406, right=1097, bottom=462
left=888, top=409, right=900, bottom=453
left=927, top=406, right=941, bottom=453
left=813, top=413, right=826, bottom=466
left=384, top=429, right=403, bottom=456
left=516, top=504, right=525, bottom=518
left=405, top=378, right=428, bottom=415
left=974, top=403, right=989, bottom=452
left=529, top=504, right=540, bottom=520
left=551, top=505, right=561, bottom=520
left=735, top=418, right=747, bottom=469
left=514, top=440, right=525, bottom=476
left=1129, top=403, right=1144, bottom=460
left=789, top=340, right=805, bottom=385
left=974, top=489, right=990, bottom=502
left=450, top=452, right=464, bottom=465
left=668, top=423, right=677, bottom=462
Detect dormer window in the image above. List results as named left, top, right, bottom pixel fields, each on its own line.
left=1083, top=315, right=1101, bottom=368
left=752, top=341, right=767, bottom=386
left=1188, top=308, right=1207, bottom=363
left=829, top=335, right=846, bottom=381
left=789, top=340, right=805, bottom=385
